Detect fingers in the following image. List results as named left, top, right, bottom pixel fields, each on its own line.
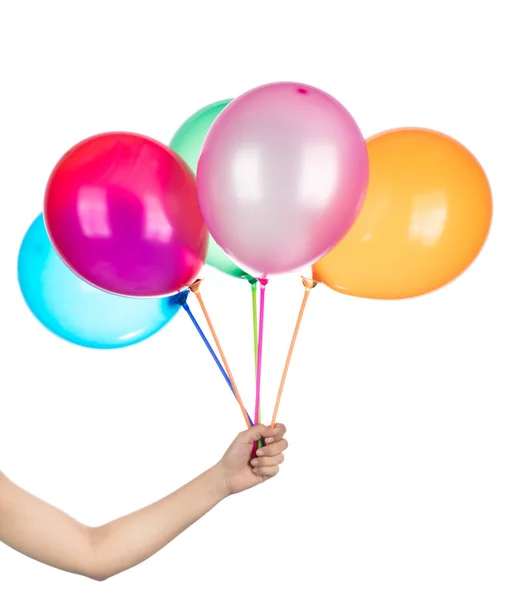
left=250, top=431, right=288, bottom=480
left=237, top=424, right=275, bottom=444
left=251, top=453, right=285, bottom=468
left=237, top=423, right=287, bottom=444
left=252, top=465, right=280, bottom=478
left=255, top=438, right=288, bottom=457
left=268, top=423, right=286, bottom=443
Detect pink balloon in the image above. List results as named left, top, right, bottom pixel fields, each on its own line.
left=44, top=132, right=208, bottom=297
left=196, top=82, right=369, bottom=278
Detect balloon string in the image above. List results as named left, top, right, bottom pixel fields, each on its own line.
left=250, top=279, right=264, bottom=450
left=270, top=277, right=317, bottom=427
left=251, top=279, right=268, bottom=457
left=251, top=280, right=259, bottom=375
left=254, top=280, right=268, bottom=426
left=188, top=280, right=252, bottom=429
left=181, top=301, right=253, bottom=427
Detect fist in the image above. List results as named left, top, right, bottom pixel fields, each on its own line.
left=217, top=424, right=288, bottom=495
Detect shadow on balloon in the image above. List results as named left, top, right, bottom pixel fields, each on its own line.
left=18, top=215, right=184, bottom=349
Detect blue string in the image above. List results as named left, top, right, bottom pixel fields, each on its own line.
left=180, top=297, right=254, bottom=427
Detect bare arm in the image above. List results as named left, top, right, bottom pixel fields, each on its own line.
left=0, top=424, right=287, bottom=580
left=0, top=466, right=225, bottom=580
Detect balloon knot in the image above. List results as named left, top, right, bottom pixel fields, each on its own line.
left=301, top=276, right=318, bottom=290
left=172, top=289, right=190, bottom=306
left=188, top=279, right=203, bottom=294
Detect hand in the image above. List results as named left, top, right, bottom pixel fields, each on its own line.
left=216, top=424, right=288, bottom=495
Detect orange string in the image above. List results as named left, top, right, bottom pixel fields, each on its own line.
left=270, top=277, right=317, bottom=427
left=189, top=281, right=252, bottom=429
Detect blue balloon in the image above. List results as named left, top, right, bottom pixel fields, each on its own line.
left=18, top=214, right=186, bottom=349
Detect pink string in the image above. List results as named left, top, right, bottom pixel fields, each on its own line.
left=251, top=279, right=268, bottom=460
left=254, top=279, right=268, bottom=426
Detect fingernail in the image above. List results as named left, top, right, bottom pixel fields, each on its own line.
left=265, top=437, right=275, bottom=444
left=256, top=449, right=264, bottom=456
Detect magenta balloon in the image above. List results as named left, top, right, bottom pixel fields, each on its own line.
left=196, top=82, right=369, bottom=278
left=44, top=132, right=208, bottom=297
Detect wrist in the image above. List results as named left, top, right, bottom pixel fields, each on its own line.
left=206, top=464, right=231, bottom=502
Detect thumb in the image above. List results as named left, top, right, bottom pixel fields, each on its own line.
left=238, top=424, right=277, bottom=444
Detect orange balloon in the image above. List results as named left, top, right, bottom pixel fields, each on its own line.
left=312, top=128, right=492, bottom=299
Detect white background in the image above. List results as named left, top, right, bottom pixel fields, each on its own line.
left=0, top=1, right=507, bottom=598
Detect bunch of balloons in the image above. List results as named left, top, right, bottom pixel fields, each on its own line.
left=18, top=81, right=492, bottom=427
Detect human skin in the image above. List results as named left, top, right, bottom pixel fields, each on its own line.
left=0, top=423, right=287, bottom=581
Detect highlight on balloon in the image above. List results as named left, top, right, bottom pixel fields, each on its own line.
left=18, top=81, right=492, bottom=427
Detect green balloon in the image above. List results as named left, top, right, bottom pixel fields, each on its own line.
left=170, top=100, right=230, bottom=171
left=170, top=100, right=254, bottom=282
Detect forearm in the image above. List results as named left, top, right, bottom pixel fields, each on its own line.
left=0, top=466, right=228, bottom=581
left=89, top=465, right=228, bottom=579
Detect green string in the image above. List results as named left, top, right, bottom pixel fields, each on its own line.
left=251, top=280, right=259, bottom=374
